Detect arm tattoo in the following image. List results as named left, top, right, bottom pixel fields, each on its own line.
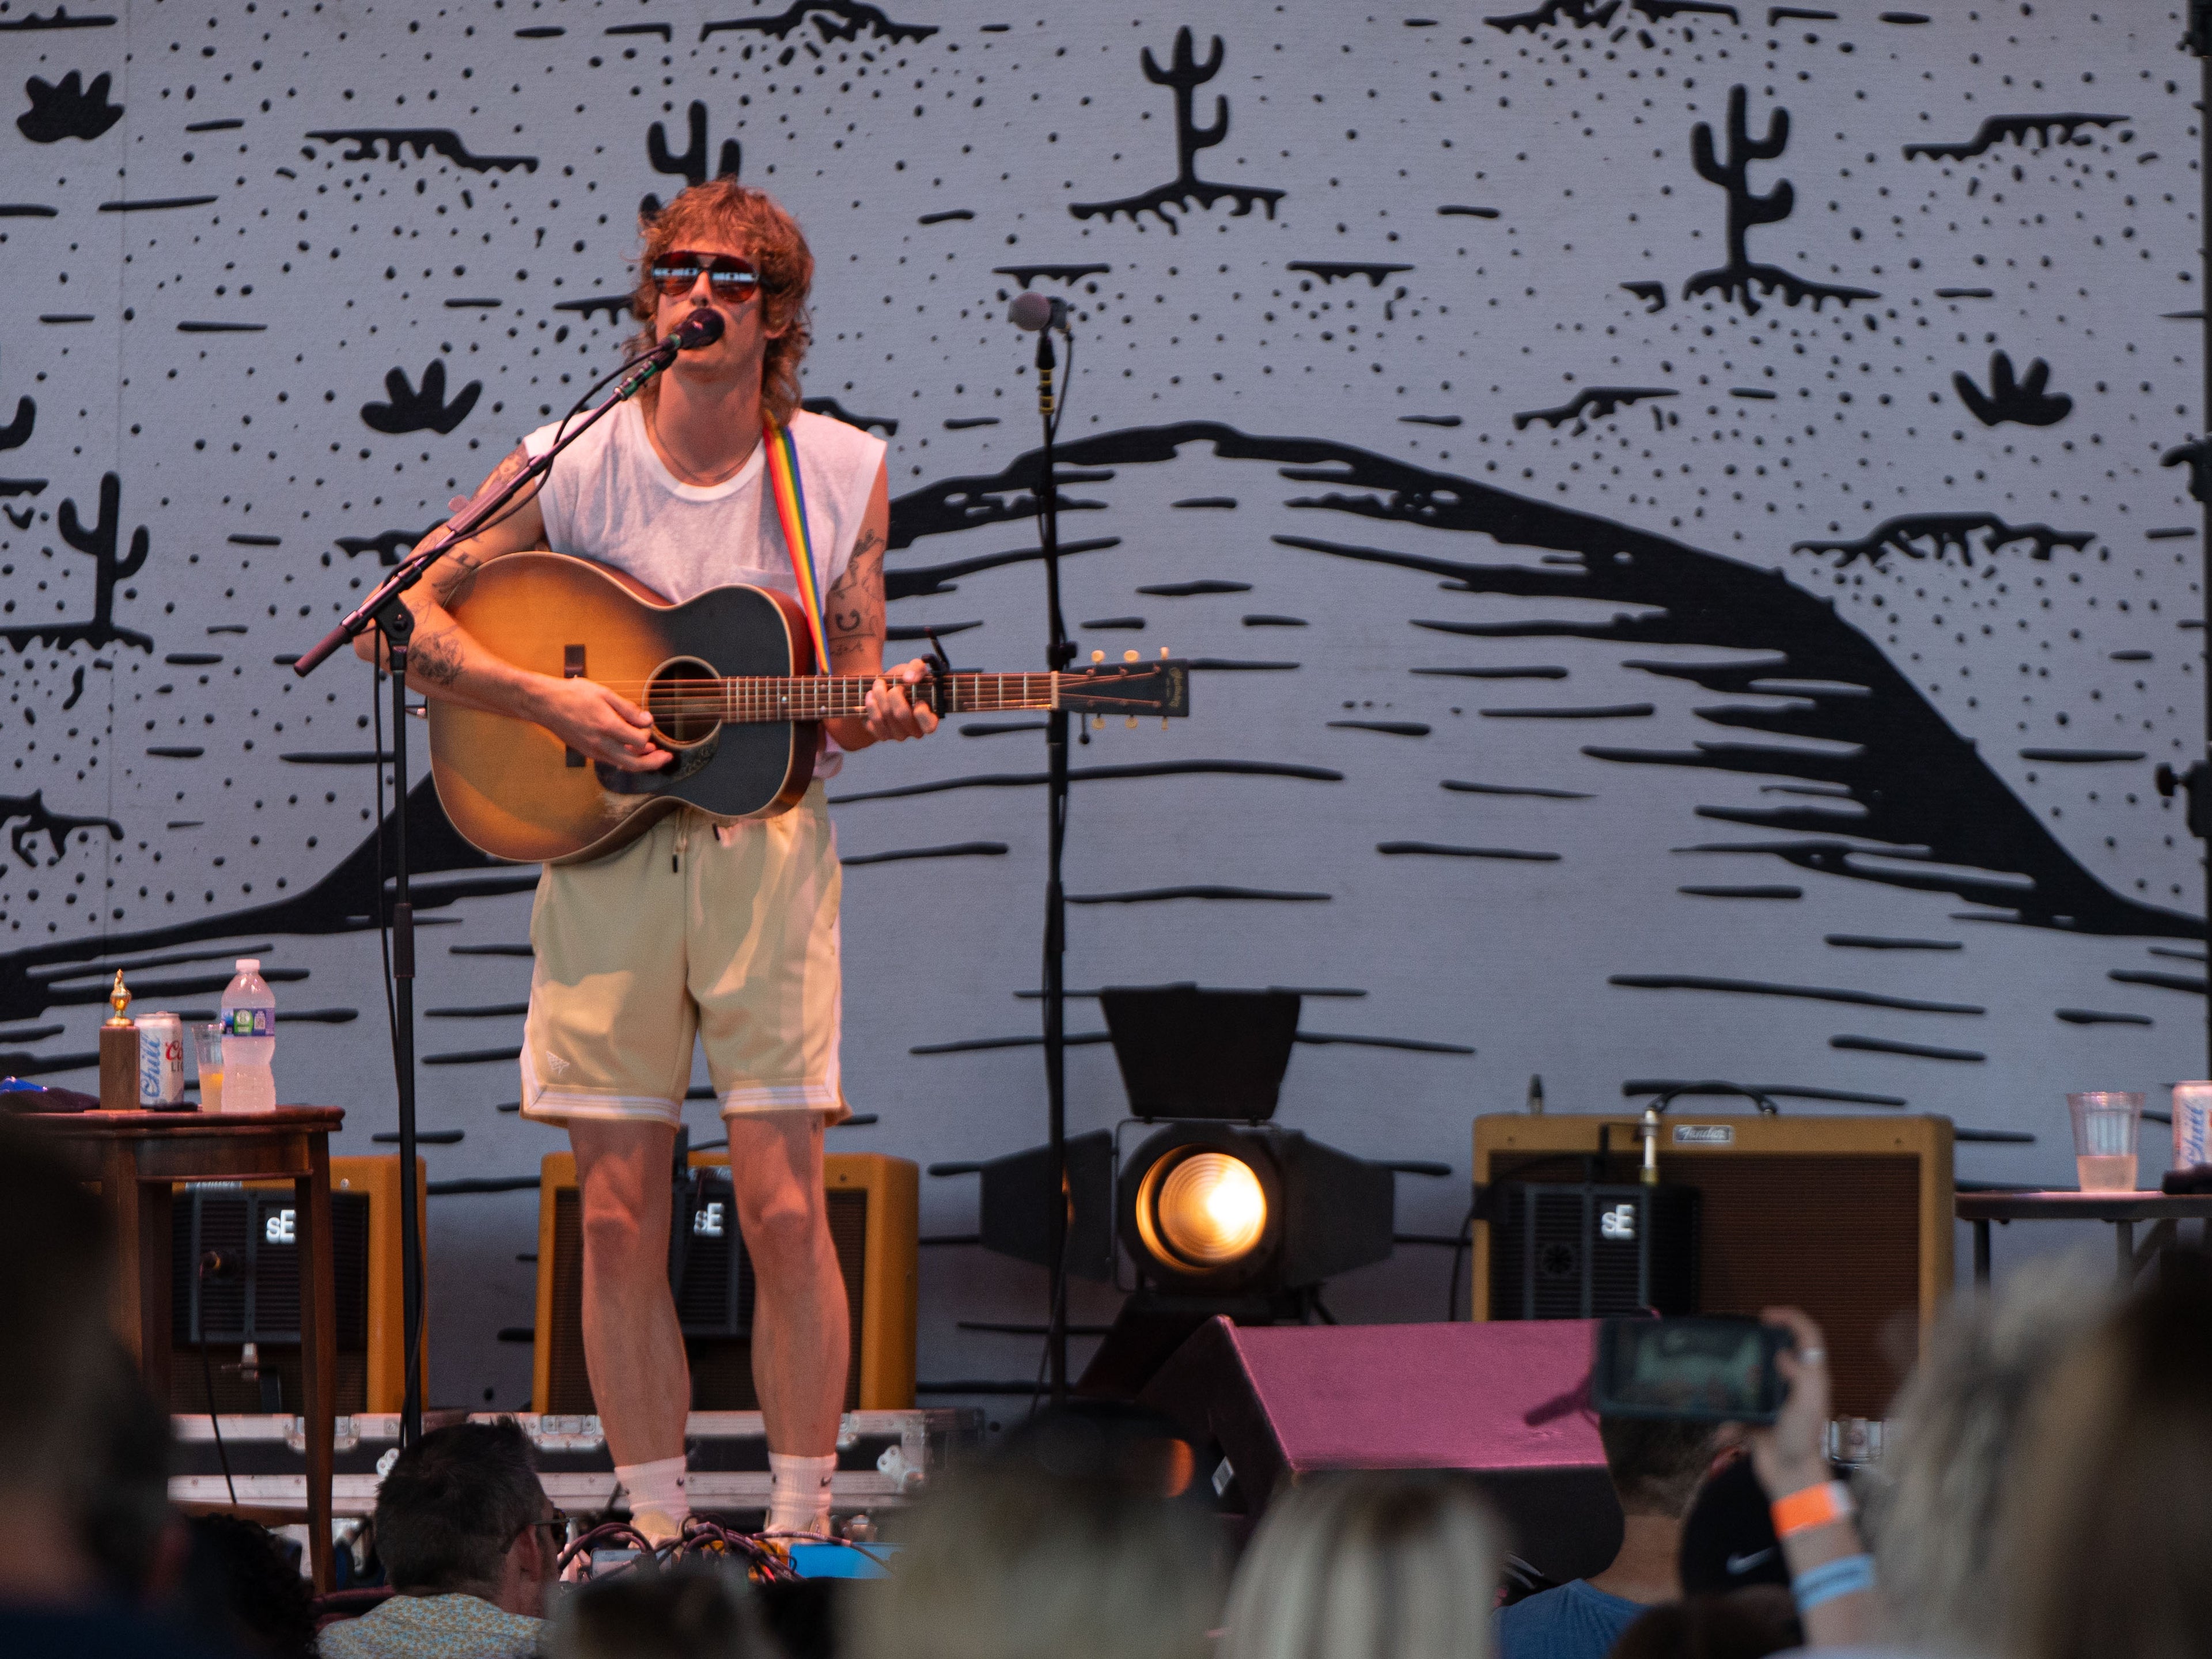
left=425, top=444, right=538, bottom=606
left=826, top=529, right=886, bottom=661
left=410, top=621, right=467, bottom=688
left=427, top=548, right=484, bottom=608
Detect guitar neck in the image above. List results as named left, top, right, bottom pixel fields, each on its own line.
left=663, top=673, right=1063, bottom=724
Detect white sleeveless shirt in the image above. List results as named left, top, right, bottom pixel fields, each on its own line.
left=521, top=402, right=884, bottom=609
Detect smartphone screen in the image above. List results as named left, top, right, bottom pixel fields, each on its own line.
left=1592, top=1317, right=1789, bottom=1423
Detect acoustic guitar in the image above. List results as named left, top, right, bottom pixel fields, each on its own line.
left=426, top=551, right=1191, bottom=864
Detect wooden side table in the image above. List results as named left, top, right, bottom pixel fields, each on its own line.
left=21, top=1107, right=344, bottom=1592
left=1955, top=1188, right=2212, bottom=1286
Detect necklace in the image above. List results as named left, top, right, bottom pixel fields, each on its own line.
left=646, top=397, right=750, bottom=487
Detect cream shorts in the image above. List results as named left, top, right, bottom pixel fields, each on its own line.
left=518, top=785, right=847, bottom=1126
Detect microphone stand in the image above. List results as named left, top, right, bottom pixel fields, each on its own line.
left=1032, top=319, right=1077, bottom=1403
left=291, top=335, right=690, bottom=1446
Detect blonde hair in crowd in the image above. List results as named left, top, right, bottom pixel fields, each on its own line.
left=626, top=178, right=814, bottom=428
left=849, top=1452, right=1222, bottom=1659
left=1218, top=1472, right=1503, bottom=1659
left=2000, top=1257, right=2212, bottom=1659
left=1858, top=1254, right=2111, bottom=1654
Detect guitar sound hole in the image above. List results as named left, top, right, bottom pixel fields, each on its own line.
left=646, top=657, right=721, bottom=747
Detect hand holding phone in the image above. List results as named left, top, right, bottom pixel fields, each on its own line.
left=1747, top=1305, right=1832, bottom=1501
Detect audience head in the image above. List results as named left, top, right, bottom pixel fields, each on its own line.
left=1861, top=1252, right=2109, bottom=1653
left=371, top=1418, right=561, bottom=1616
left=551, top=1562, right=768, bottom=1659
left=1598, top=1416, right=1729, bottom=1520
left=0, top=1119, right=189, bottom=1606
left=79, top=1340, right=185, bottom=1599
left=1677, top=1457, right=1787, bottom=1597
left=2001, top=1252, right=2212, bottom=1659
left=176, top=1514, right=316, bottom=1658
left=1608, top=1588, right=1800, bottom=1659
left=0, top=1120, right=116, bottom=1508
left=1218, top=1470, right=1502, bottom=1659
left=850, top=1400, right=1222, bottom=1659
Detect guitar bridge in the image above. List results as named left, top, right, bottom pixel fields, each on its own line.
left=563, top=645, right=585, bottom=767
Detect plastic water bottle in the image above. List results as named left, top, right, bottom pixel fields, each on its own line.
left=219, top=958, right=277, bottom=1113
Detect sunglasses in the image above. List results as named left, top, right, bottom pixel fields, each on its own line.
left=647, top=251, right=762, bottom=299
left=505, top=1514, right=567, bottom=1552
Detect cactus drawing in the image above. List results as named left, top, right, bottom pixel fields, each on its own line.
left=1070, top=29, right=1285, bottom=234
left=1681, top=86, right=1876, bottom=316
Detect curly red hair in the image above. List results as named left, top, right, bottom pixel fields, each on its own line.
left=626, top=179, right=814, bottom=427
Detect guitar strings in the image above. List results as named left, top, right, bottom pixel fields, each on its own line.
left=553, top=669, right=1169, bottom=722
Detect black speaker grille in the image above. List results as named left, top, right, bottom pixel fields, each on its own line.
left=1489, top=1184, right=1698, bottom=1321
left=171, top=1190, right=370, bottom=1347
left=1531, top=1190, right=1586, bottom=1319
left=169, top=1186, right=373, bottom=1414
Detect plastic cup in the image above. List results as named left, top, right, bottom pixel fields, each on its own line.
left=190, top=1021, right=224, bottom=1113
left=2067, top=1090, right=2142, bottom=1191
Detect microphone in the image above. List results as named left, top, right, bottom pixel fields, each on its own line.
left=650, top=308, right=726, bottom=364
left=674, top=309, right=725, bottom=350
left=1007, top=292, right=1067, bottom=334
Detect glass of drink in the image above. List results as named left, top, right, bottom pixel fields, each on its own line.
left=2067, top=1090, right=2142, bottom=1191
left=190, top=1021, right=224, bottom=1113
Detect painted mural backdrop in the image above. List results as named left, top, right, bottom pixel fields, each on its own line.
left=1, top=0, right=2203, bottom=1407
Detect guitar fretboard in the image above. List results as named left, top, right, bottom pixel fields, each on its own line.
left=646, top=672, right=1065, bottom=724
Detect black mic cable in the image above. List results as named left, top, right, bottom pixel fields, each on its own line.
left=198, top=1247, right=240, bottom=1507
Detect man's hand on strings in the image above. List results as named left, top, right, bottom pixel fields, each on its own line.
left=861, top=660, right=940, bottom=744
left=534, top=676, right=672, bottom=771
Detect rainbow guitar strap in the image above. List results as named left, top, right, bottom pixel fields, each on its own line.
left=762, top=421, right=831, bottom=673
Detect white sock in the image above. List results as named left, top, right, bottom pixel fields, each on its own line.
left=766, top=1451, right=836, bottom=1536
left=616, top=1455, right=691, bottom=1543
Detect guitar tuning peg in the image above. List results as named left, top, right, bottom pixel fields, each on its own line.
left=1161, top=717, right=1169, bottom=732
left=1092, top=714, right=1105, bottom=730
left=1126, top=715, right=1138, bottom=730
left=1091, top=649, right=1105, bottom=664
left=1123, top=649, right=1139, bottom=663
left=1159, top=646, right=1170, bottom=658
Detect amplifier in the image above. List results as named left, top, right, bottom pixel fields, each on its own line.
left=532, top=1151, right=918, bottom=1414
left=1472, top=1113, right=1953, bottom=1421
left=1487, top=1181, right=1699, bottom=1320
left=169, top=1157, right=423, bottom=1416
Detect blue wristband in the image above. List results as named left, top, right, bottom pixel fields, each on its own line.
left=1792, top=1552, right=1877, bottom=1612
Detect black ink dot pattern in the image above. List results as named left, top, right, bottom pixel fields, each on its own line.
left=0, top=6, right=2197, bottom=1396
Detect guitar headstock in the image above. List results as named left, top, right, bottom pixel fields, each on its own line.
left=1062, top=647, right=1191, bottom=723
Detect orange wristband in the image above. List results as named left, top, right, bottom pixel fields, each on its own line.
left=1770, top=1479, right=1853, bottom=1537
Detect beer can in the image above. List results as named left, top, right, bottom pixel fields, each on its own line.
left=137, top=1012, right=187, bottom=1109
left=2175, top=1082, right=2212, bottom=1172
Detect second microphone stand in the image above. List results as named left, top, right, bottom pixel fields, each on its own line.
left=1031, top=317, right=1078, bottom=1402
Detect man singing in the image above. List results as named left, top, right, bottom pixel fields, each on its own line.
left=359, top=179, right=936, bottom=1540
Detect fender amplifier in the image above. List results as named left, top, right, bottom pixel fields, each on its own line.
left=532, top=1150, right=918, bottom=1413
left=1473, top=1113, right=1953, bottom=1421
left=169, top=1156, right=424, bottom=1415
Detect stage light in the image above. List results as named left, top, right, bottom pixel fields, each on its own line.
left=934, top=987, right=1416, bottom=1399
left=1116, top=1122, right=1392, bottom=1300
left=1138, top=1147, right=1270, bottom=1270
